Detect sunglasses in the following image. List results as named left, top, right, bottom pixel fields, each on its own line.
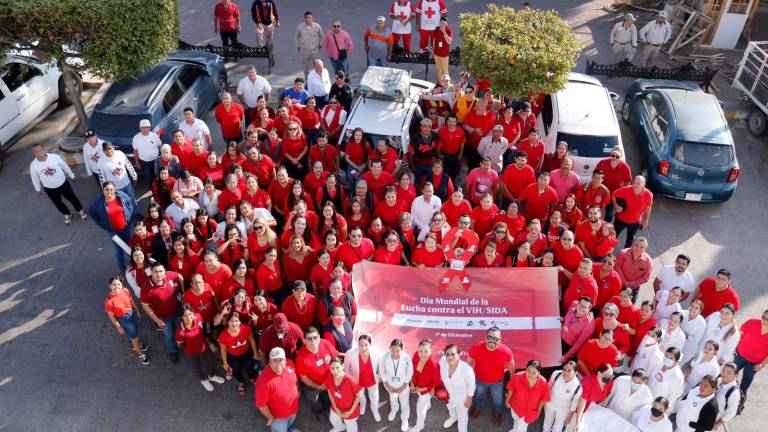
left=333, top=25, right=341, bottom=28
left=486, top=335, right=500, bottom=342
left=329, top=101, right=338, bottom=104
left=306, top=335, right=319, bottom=340
left=288, top=127, right=298, bottom=131
left=611, top=154, right=621, bottom=159
left=495, top=230, right=506, bottom=234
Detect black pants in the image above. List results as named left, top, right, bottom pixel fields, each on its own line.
left=614, top=218, right=640, bottom=248
left=220, top=30, right=238, bottom=46
left=227, top=351, right=257, bottom=383
left=189, top=349, right=216, bottom=380
left=443, top=153, right=461, bottom=180
left=465, top=145, right=481, bottom=171
left=44, top=181, right=83, bottom=216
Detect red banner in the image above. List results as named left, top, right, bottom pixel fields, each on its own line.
left=351, top=261, right=562, bottom=367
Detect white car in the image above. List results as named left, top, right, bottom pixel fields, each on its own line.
left=340, top=66, right=434, bottom=154
left=0, top=54, right=80, bottom=170
left=537, top=73, right=624, bottom=181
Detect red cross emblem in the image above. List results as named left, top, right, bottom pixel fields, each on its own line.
left=397, top=11, right=407, bottom=20
left=424, top=7, right=436, bottom=19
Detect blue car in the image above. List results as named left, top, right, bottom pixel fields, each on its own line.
left=621, top=79, right=739, bottom=203
left=89, top=50, right=227, bottom=155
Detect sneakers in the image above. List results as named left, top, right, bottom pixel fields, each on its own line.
left=200, top=379, right=214, bottom=392
left=225, top=367, right=233, bottom=380
left=138, top=354, right=150, bottom=365
left=443, top=417, right=457, bottom=428
left=140, top=343, right=148, bottom=352
left=388, top=410, right=398, bottom=422
left=372, top=410, right=381, bottom=422
left=401, top=420, right=409, bottom=432
left=64, top=214, right=72, bottom=225
left=169, top=352, right=179, bottom=364
left=78, top=209, right=88, bottom=220
left=208, top=375, right=225, bottom=384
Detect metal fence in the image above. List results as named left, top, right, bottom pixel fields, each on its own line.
left=586, top=59, right=718, bottom=92
left=178, top=40, right=275, bottom=73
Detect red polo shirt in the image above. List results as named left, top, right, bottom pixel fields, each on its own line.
left=507, top=372, right=550, bottom=424
left=336, top=239, right=375, bottom=271
left=362, top=171, right=394, bottom=200
left=255, top=359, right=300, bottom=418
left=183, top=285, right=218, bottom=323
left=697, top=278, right=740, bottom=317
left=218, top=325, right=252, bottom=356
left=501, top=164, right=536, bottom=199
left=563, top=274, right=598, bottom=309
left=139, top=272, right=181, bottom=319
left=441, top=199, right=473, bottom=227
left=613, top=186, right=653, bottom=224
left=578, top=339, right=620, bottom=374
left=214, top=103, right=245, bottom=138
left=468, top=341, right=514, bottom=383
left=737, top=318, right=768, bottom=363
left=296, top=340, right=339, bottom=385
left=593, top=264, right=622, bottom=309
left=196, top=262, right=233, bottom=300
left=282, top=294, right=318, bottom=331
left=324, top=373, right=362, bottom=420
left=595, top=159, right=632, bottom=192
left=437, top=126, right=466, bottom=156
left=309, top=144, right=340, bottom=172
left=518, top=184, right=559, bottom=221
left=517, top=138, right=545, bottom=169
left=580, top=374, right=614, bottom=409
left=175, top=313, right=207, bottom=357
left=214, top=1, right=240, bottom=32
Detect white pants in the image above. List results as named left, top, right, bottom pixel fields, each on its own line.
left=256, top=24, right=274, bottom=47
left=415, top=393, right=432, bottom=428
left=542, top=404, right=575, bottom=432
left=387, top=388, right=410, bottom=422
left=329, top=410, right=358, bottom=432
left=612, top=43, right=636, bottom=62
left=641, top=45, right=661, bottom=67
left=510, top=409, right=529, bottom=432
left=446, top=400, right=470, bottom=432
left=359, top=384, right=380, bottom=416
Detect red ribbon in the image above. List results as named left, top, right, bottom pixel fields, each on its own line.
left=438, top=268, right=471, bottom=292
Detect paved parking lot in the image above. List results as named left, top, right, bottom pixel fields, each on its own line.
left=0, top=1, right=766, bottom=431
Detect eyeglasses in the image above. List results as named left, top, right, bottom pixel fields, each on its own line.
left=495, top=230, right=506, bottom=234
left=428, top=111, right=438, bottom=115
left=288, top=127, right=298, bottom=131
left=386, top=238, right=398, bottom=243
left=333, top=25, right=341, bottom=28
left=329, top=101, right=338, bottom=104
left=604, top=312, right=616, bottom=317
left=350, top=234, right=363, bottom=239
left=445, top=352, right=457, bottom=357
left=486, top=335, right=500, bottom=342
left=306, top=335, right=319, bottom=340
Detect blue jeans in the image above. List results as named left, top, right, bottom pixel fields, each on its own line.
left=472, top=380, right=505, bottom=415
left=119, top=182, right=136, bottom=203
left=331, top=58, right=349, bottom=76
left=734, top=351, right=758, bottom=395
left=160, top=316, right=180, bottom=354
left=139, top=159, right=156, bottom=189
left=367, top=56, right=388, bottom=67
left=270, top=415, right=297, bottom=432
left=117, top=309, right=140, bottom=340
left=112, top=227, right=132, bottom=271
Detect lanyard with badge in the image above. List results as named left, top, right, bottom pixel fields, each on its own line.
left=392, top=358, right=401, bottom=383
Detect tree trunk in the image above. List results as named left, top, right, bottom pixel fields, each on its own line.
left=59, top=58, right=89, bottom=135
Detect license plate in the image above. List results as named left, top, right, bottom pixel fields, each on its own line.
left=684, top=193, right=702, bottom=201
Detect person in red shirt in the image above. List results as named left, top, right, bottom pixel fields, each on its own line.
left=431, top=17, right=453, bottom=79
left=468, top=327, right=516, bottom=425
left=343, top=128, right=371, bottom=187
left=273, top=105, right=303, bottom=137
left=692, top=269, right=741, bottom=318
left=500, top=152, right=536, bottom=203
left=371, top=138, right=401, bottom=174
left=213, top=0, right=241, bottom=46
left=594, top=147, right=632, bottom=221
left=218, top=313, right=258, bottom=395
left=168, top=236, right=201, bottom=282
left=465, top=157, right=500, bottom=205
left=517, top=129, right=545, bottom=172
left=558, top=194, right=583, bottom=231
left=577, top=330, right=621, bottom=375
left=518, top=172, right=558, bottom=221
left=176, top=305, right=225, bottom=391
left=242, top=146, right=276, bottom=189
left=335, top=226, right=375, bottom=271
left=296, top=326, right=339, bottom=416
left=255, top=347, right=301, bottom=430
left=612, top=176, right=653, bottom=248
left=461, top=99, right=496, bottom=166
left=214, top=93, right=245, bottom=142
left=562, top=259, right=599, bottom=311
left=129, top=220, right=155, bottom=255
left=593, top=254, right=622, bottom=310
left=471, top=240, right=505, bottom=267
left=441, top=189, right=472, bottom=227
left=438, top=114, right=466, bottom=178
left=479, top=221, right=515, bottom=258
left=608, top=287, right=641, bottom=332
left=362, top=159, right=394, bottom=200
left=309, top=133, right=341, bottom=173
left=411, top=340, right=442, bottom=431
left=411, top=234, right=447, bottom=268
left=139, top=263, right=184, bottom=361
left=734, top=310, right=768, bottom=395
left=514, top=219, right=548, bottom=258
left=282, top=281, right=318, bottom=331
left=217, top=174, right=244, bottom=214
left=593, top=303, right=632, bottom=356
left=506, top=360, right=550, bottom=431
left=281, top=121, right=309, bottom=179
left=342, top=334, right=382, bottom=421
left=196, top=250, right=233, bottom=301
left=326, top=357, right=363, bottom=431
left=574, top=364, right=615, bottom=430
left=373, top=231, right=406, bottom=265
left=267, top=167, right=294, bottom=219
left=576, top=169, right=610, bottom=214
left=317, top=278, right=358, bottom=328
left=575, top=205, right=604, bottom=259
left=629, top=301, right=658, bottom=357
left=374, top=187, right=408, bottom=230
left=182, top=274, right=219, bottom=349
left=199, top=152, right=225, bottom=189
left=283, top=235, right=317, bottom=294
left=497, top=105, right=522, bottom=148
left=551, top=230, right=584, bottom=287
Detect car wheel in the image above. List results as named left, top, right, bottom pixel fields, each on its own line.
left=747, top=109, right=768, bottom=137
left=621, top=100, right=631, bottom=124
left=57, top=72, right=83, bottom=108
left=216, top=74, right=227, bottom=103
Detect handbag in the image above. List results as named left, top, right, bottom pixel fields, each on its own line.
left=333, top=34, right=348, bottom=60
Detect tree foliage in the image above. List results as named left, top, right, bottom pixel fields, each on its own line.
left=0, top=0, right=179, bottom=130
left=459, top=5, right=581, bottom=97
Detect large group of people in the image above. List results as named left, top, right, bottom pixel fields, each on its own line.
left=24, top=2, right=766, bottom=432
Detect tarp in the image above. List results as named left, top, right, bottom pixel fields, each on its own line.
left=351, top=261, right=562, bottom=366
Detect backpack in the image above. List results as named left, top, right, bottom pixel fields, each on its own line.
left=551, top=371, right=582, bottom=405
left=724, top=384, right=746, bottom=416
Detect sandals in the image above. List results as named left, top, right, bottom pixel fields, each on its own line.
left=238, top=383, right=246, bottom=396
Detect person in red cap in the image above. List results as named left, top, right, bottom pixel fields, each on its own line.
left=258, top=312, right=305, bottom=360
left=256, top=347, right=301, bottom=431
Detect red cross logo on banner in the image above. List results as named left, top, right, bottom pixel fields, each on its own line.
left=438, top=228, right=479, bottom=293
left=424, top=7, right=436, bottom=19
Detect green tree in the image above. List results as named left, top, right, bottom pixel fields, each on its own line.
left=459, top=5, right=581, bottom=97
left=0, top=0, right=179, bottom=132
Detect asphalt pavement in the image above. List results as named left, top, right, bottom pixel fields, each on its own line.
left=1, top=1, right=767, bottom=431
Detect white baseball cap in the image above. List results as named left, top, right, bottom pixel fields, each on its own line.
left=658, top=11, right=668, bottom=18
left=376, top=16, right=386, bottom=22
left=139, top=119, right=151, bottom=128
left=270, top=347, right=286, bottom=360
left=441, top=74, right=451, bottom=81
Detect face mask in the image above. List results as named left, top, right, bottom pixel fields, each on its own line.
left=644, top=336, right=656, bottom=346
left=601, top=375, right=612, bottom=383
left=662, top=357, right=674, bottom=367
left=630, top=381, right=641, bottom=391
left=650, top=407, right=663, bottom=417
left=333, top=317, right=345, bottom=326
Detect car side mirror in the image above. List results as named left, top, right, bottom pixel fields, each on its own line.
left=634, top=92, right=644, bottom=99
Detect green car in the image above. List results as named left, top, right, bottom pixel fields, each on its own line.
left=621, top=79, right=739, bottom=203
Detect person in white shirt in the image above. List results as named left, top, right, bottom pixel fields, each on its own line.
left=343, top=334, right=382, bottom=421
left=609, top=13, right=638, bottom=62
left=631, top=327, right=664, bottom=374
left=606, top=369, right=654, bottom=420
left=178, top=107, right=212, bottom=150
left=173, top=170, right=205, bottom=199
left=236, top=66, right=272, bottom=122
left=659, top=312, right=686, bottom=353
left=676, top=375, right=719, bottom=432
left=639, top=11, right=672, bottom=67
left=132, top=118, right=162, bottom=187
left=165, top=191, right=200, bottom=228
left=647, top=347, right=685, bottom=412
left=631, top=396, right=673, bottom=432
left=653, top=254, right=695, bottom=301
left=82, top=130, right=105, bottom=187
left=478, top=125, right=509, bottom=173
left=686, top=340, right=722, bottom=393
left=97, top=142, right=138, bottom=200
left=542, top=361, right=582, bottom=432
left=30, top=144, right=87, bottom=224
left=307, top=59, right=332, bottom=107
left=439, top=344, right=475, bottom=432
left=681, top=300, right=707, bottom=365
left=714, top=363, right=741, bottom=430
left=410, top=182, right=443, bottom=233
left=654, top=286, right=682, bottom=322
left=198, top=178, right=221, bottom=219
left=379, top=339, right=413, bottom=432
left=699, top=304, right=740, bottom=364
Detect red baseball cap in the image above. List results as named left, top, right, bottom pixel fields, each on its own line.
left=273, top=313, right=288, bottom=330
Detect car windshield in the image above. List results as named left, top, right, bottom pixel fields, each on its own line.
left=555, top=132, right=618, bottom=158
left=90, top=111, right=149, bottom=138
left=672, top=141, right=734, bottom=168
